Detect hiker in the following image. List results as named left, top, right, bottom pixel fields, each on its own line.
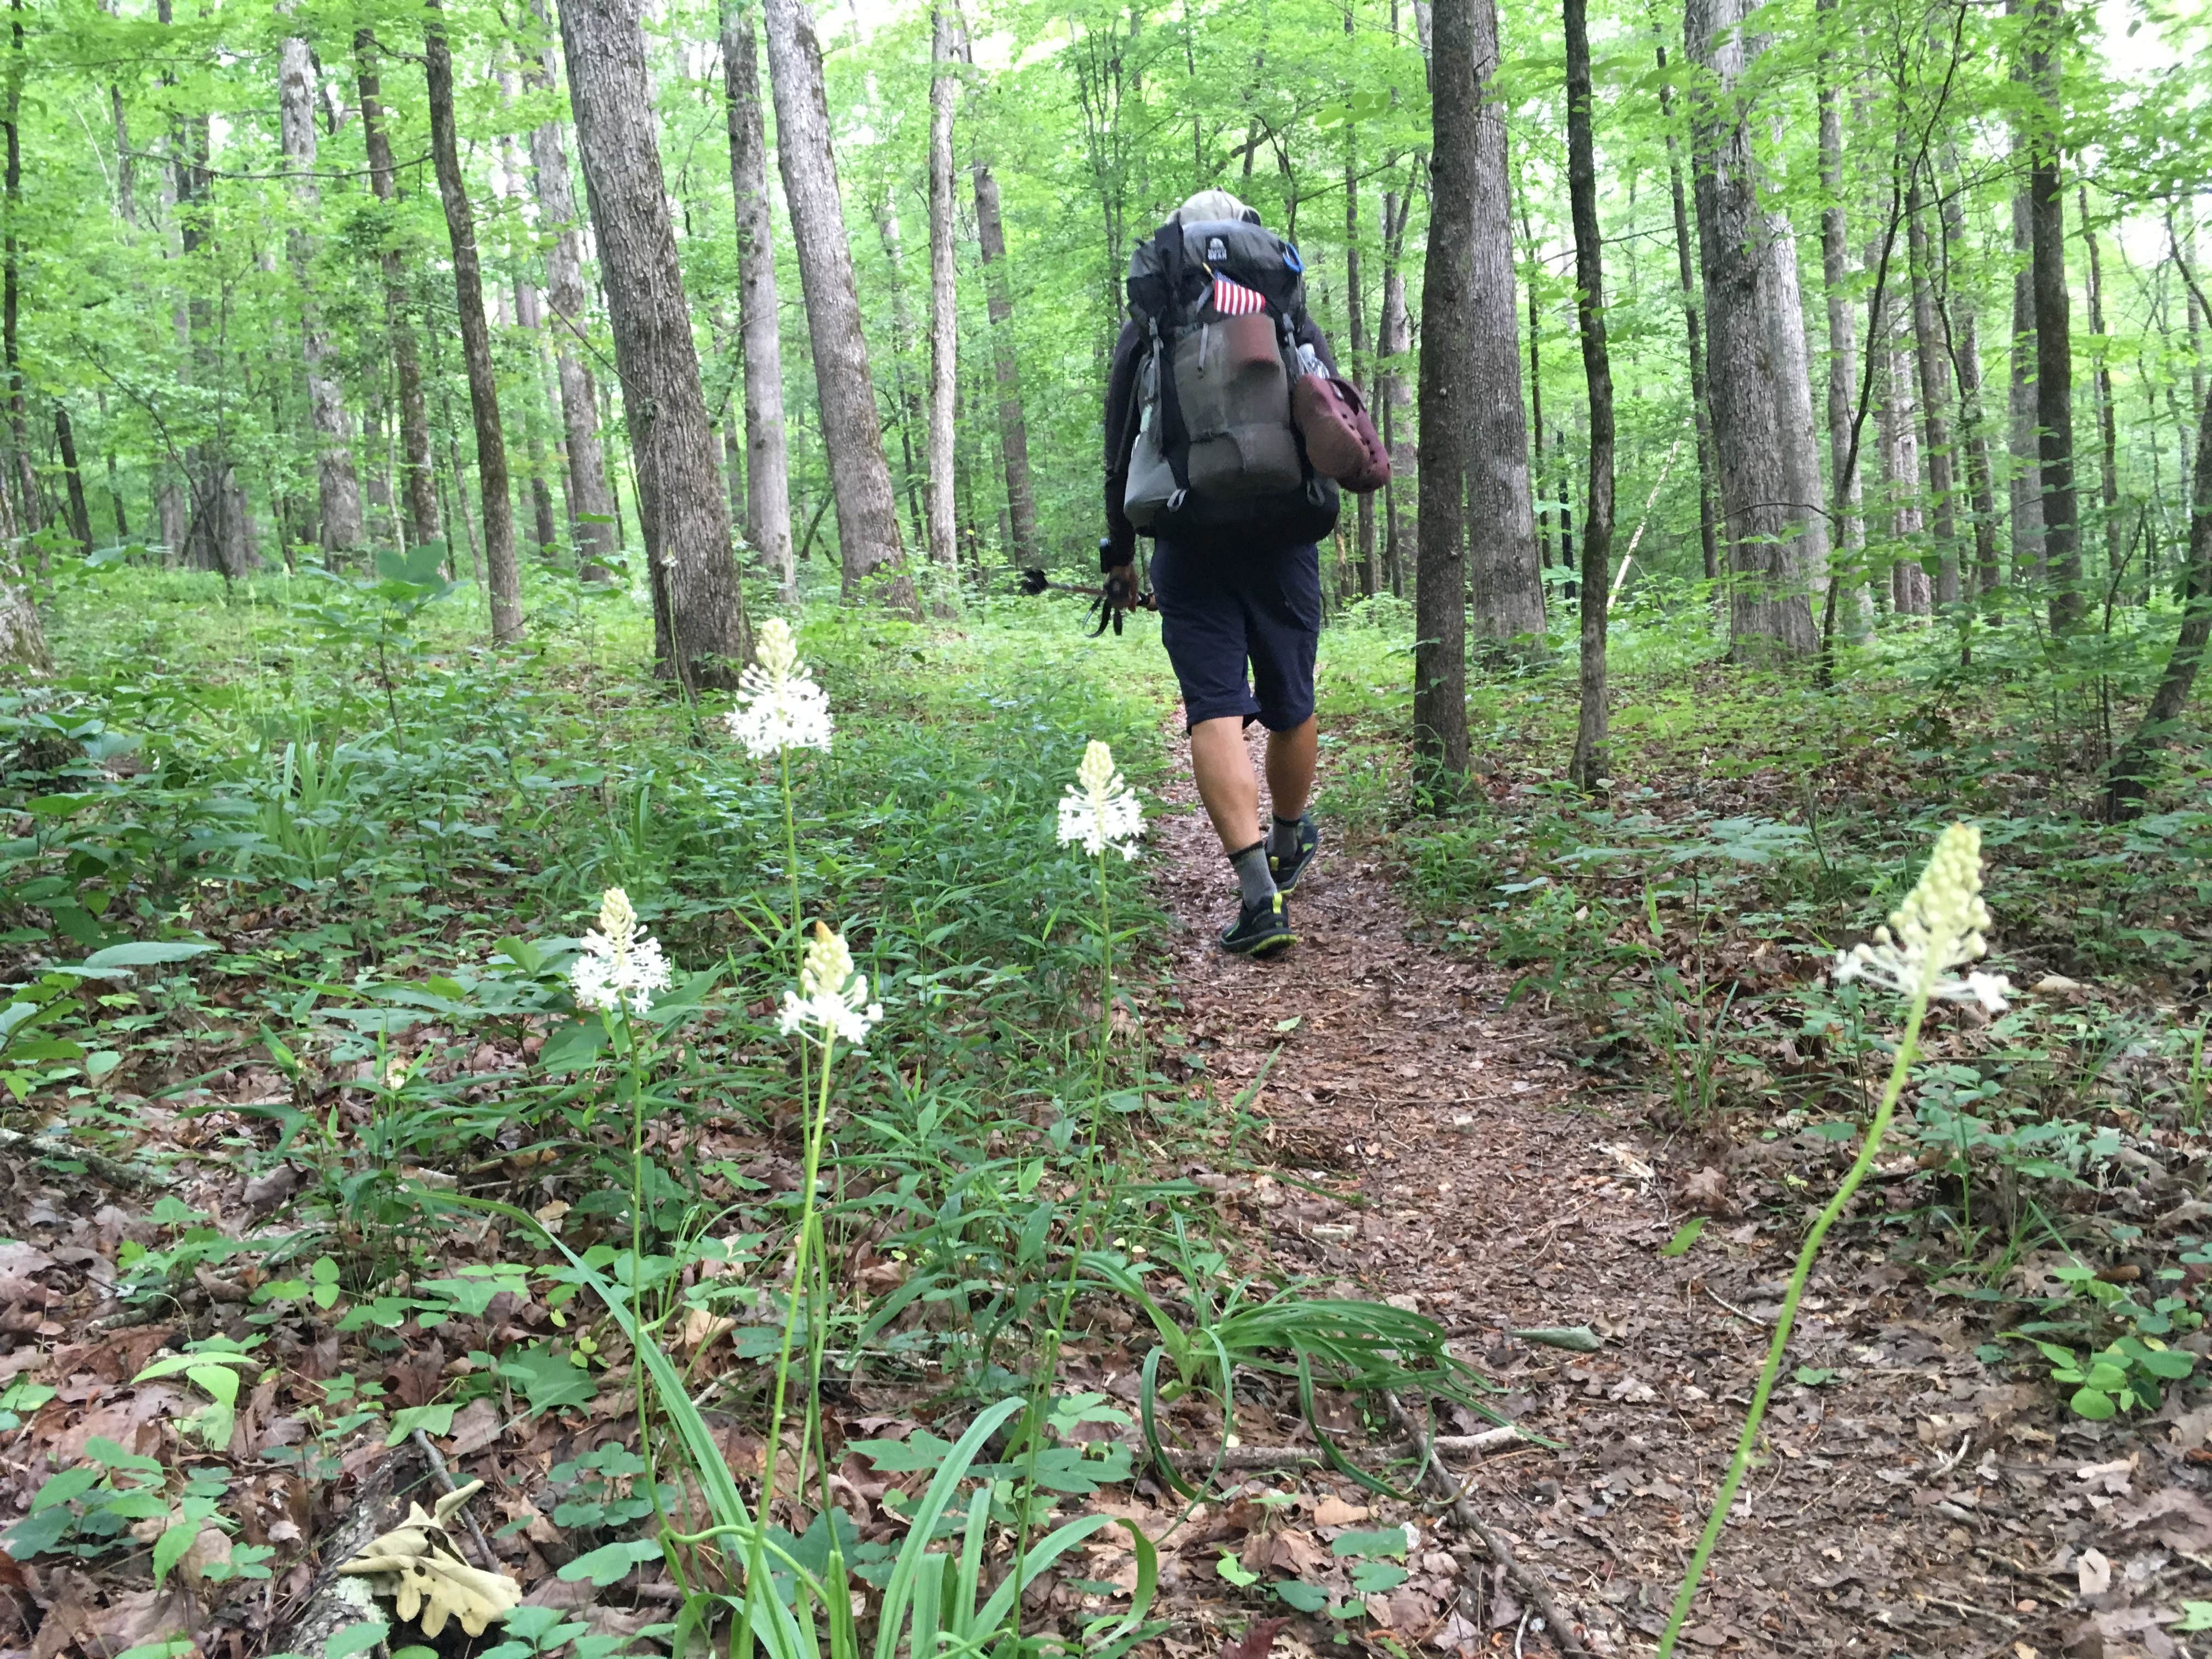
left=1101, top=188, right=1387, bottom=957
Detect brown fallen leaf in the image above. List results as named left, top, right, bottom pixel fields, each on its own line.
left=443, top=1397, right=503, bottom=1458
left=1220, top=1617, right=1290, bottom=1659
left=1679, top=1167, right=1736, bottom=1217
left=1312, top=1496, right=1367, bottom=1527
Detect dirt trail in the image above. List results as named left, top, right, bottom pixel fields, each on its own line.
left=1141, top=727, right=2184, bottom=1658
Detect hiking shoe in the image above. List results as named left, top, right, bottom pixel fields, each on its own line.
left=1269, top=814, right=1320, bottom=894
left=1220, top=892, right=1296, bottom=957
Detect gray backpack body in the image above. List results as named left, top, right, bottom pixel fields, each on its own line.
left=1121, top=218, right=1340, bottom=550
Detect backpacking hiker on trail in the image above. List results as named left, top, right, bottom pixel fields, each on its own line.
left=1101, top=189, right=1390, bottom=957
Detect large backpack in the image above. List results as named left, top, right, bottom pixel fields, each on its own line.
left=1122, top=217, right=1340, bottom=549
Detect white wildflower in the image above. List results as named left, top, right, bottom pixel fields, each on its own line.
left=778, top=921, right=883, bottom=1047
left=1056, top=740, right=1144, bottom=861
left=724, top=618, right=833, bottom=758
left=569, top=885, right=675, bottom=1017
left=1832, top=823, right=2011, bottom=1013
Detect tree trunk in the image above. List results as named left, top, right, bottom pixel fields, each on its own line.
left=1345, top=120, right=1375, bottom=601
left=1525, top=211, right=1548, bottom=578
left=558, top=0, right=753, bottom=685
left=1462, top=0, right=1543, bottom=652
left=1564, top=0, right=1613, bottom=792
left=356, top=33, right=442, bottom=554
left=872, top=189, right=928, bottom=550
left=1660, top=46, right=1720, bottom=586
left=2, top=1, right=42, bottom=554
left=2078, top=182, right=2123, bottom=589
left=1685, top=0, right=1824, bottom=657
left=279, top=33, right=366, bottom=557
left=1815, top=24, right=1872, bottom=635
left=1378, top=183, right=1414, bottom=599
left=720, top=0, right=793, bottom=599
left=1870, top=242, right=1928, bottom=615
left=2027, top=0, right=2080, bottom=633
left=761, top=0, right=913, bottom=612
left=424, top=3, right=521, bottom=641
left=2007, top=160, right=2044, bottom=593
left=1413, top=0, right=1477, bottom=786
left=53, top=404, right=93, bottom=552
left=2106, top=264, right=2212, bottom=819
left=1907, top=178, right=1959, bottom=606
left=523, top=1, right=617, bottom=583
left=924, top=4, right=960, bottom=580
left=1938, top=154, right=2001, bottom=608
left=970, top=154, right=1039, bottom=567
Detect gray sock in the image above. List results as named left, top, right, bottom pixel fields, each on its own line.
left=1228, top=841, right=1278, bottom=909
left=1268, top=812, right=1307, bottom=860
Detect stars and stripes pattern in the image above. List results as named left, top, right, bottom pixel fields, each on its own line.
left=1209, top=275, right=1268, bottom=317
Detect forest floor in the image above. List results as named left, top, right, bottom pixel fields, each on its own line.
left=1135, top=721, right=2212, bottom=1659
left=5, top=584, right=2212, bottom=1659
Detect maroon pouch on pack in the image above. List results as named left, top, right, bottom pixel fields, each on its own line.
left=1290, top=373, right=1391, bottom=493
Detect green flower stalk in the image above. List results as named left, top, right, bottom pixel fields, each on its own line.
left=1658, top=825, right=2007, bottom=1656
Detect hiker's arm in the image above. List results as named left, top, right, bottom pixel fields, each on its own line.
left=1101, top=318, right=1144, bottom=572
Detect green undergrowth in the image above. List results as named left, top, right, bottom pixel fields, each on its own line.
left=1317, top=586, right=2212, bottom=1422
left=3, top=561, right=1511, bottom=1649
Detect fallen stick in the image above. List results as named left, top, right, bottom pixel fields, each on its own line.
left=1382, top=1392, right=1588, bottom=1658
left=411, top=1427, right=499, bottom=1571
left=0, top=1125, right=174, bottom=1189
left=1167, top=1426, right=1525, bottom=1471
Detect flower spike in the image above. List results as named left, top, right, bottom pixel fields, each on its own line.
left=1056, top=740, right=1144, bottom=861
left=1832, top=823, right=2011, bottom=1012
left=778, top=922, right=884, bottom=1047
left=725, top=618, right=833, bottom=758
left=568, top=885, right=675, bottom=1017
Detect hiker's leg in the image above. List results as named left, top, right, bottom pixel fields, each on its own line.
left=1190, top=716, right=1263, bottom=854
left=1154, top=539, right=1262, bottom=855
left=1265, top=716, right=1317, bottom=820
left=1245, top=541, right=1322, bottom=821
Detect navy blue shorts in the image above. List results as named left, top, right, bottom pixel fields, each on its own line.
left=1149, top=539, right=1321, bottom=732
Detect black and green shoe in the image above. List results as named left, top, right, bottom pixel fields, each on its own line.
left=1221, top=892, right=1296, bottom=957
left=1268, top=814, right=1320, bottom=895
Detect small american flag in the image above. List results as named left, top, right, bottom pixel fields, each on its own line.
left=1210, top=275, right=1268, bottom=317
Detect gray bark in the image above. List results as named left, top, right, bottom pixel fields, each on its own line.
left=1815, top=13, right=1863, bottom=614
left=962, top=36, right=1039, bottom=569
left=720, top=0, right=793, bottom=599
left=872, top=189, right=928, bottom=549
left=1564, top=0, right=1612, bottom=792
left=1414, top=0, right=1477, bottom=785
left=355, top=33, right=441, bottom=554
left=1660, top=47, right=1720, bottom=587
left=761, top=0, right=913, bottom=611
left=558, top=0, right=754, bottom=685
left=279, top=33, right=366, bottom=557
left=2027, top=0, right=2080, bottom=633
left=2079, top=182, right=2123, bottom=587
left=925, top=5, right=960, bottom=578
left=1685, top=0, right=1821, bottom=656
left=1907, top=178, right=1959, bottom=605
left=1937, top=156, right=2000, bottom=605
left=424, top=3, right=521, bottom=640
left=525, top=0, right=618, bottom=581
left=1462, top=0, right=1543, bottom=651
left=1379, top=185, right=1413, bottom=598
left=2107, top=261, right=2212, bottom=819
left=2008, top=159, right=2044, bottom=590
left=1870, top=239, right=1929, bottom=615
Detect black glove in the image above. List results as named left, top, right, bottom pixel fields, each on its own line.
left=1090, top=567, right=1141, bottom=636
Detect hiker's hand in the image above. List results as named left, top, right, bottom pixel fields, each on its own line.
left=1092, top=566, right=1140, bottom=636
